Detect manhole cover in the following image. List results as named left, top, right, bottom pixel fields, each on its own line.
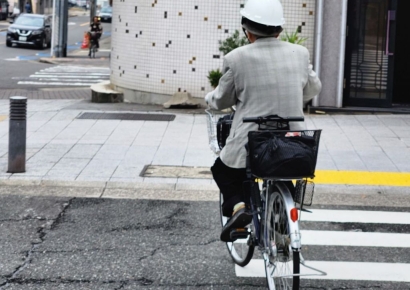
left=141, top=165, right=212, bottom=179
left=77, top=112, right=176, bottom=121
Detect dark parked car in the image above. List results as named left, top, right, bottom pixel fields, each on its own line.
left=6, top=13, right=52, bottom=49
left=98, top=6, right=112, bottom=22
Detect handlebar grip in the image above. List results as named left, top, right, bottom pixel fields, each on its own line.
left=242, top=116, right=304, bottom=123
left=284, top=117, right=304, bottom=122
left=242, top=117, right=260, bottom=123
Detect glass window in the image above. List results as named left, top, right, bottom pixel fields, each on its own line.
left=15, top=16, right=44, bottom=27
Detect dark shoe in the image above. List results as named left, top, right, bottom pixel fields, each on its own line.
left=220, top=208, right=252, bottom=242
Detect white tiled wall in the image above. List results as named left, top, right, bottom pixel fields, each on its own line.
left=111, top=0, right=317, bottom=99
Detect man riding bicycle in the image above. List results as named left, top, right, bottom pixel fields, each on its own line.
left=205, top=0, right=322, bottom=242
left=89, top=16, right=103, bottom=56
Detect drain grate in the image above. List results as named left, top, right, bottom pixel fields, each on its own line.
left=77, top=112, right=176, bottom=121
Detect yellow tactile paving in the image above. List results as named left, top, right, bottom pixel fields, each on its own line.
left=312, top=170, right=410, bottom=187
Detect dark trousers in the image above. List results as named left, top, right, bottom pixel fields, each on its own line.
left=211, top=157, right=295, bottom=218
left=211, top=158, right=247, bottom=217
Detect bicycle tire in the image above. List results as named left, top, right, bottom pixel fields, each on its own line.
left=219, top=192, right=254, bottom=267
left=264, top=184, right=300, bottom=290
left=92, top=45, right=97, bottom=58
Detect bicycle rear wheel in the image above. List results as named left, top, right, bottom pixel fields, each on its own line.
left=264, top=185, right=300, bottom=290
left=220, top=192, right=254, bottom=267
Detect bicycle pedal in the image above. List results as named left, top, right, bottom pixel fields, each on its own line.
left=230, top=228, right=249, bottom=240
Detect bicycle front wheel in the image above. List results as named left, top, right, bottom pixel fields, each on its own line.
left=220, top=192, right=254, bottom=267
left=264, top=185, right=300, bottom=290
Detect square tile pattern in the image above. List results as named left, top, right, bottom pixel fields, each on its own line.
left=111, top=0, right=317, bottom=98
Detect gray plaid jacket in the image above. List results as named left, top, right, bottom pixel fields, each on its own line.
left=206, top=37, right=322, bottom=168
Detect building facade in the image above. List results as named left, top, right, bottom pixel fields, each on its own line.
left=110, top=0, right=317, bottom=104
left=110, top=0, right=410, bottom=109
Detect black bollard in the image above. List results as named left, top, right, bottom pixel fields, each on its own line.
left=8, top=96, right=27, bottom=173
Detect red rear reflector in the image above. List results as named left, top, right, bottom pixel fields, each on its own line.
left=290, top=208, right=298, bottom=222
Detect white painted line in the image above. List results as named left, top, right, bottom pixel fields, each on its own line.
left=302, top=209, right=410, bottom=225
left=30, top=75, right=109, bottom=78
left=17, top=82, right=96, bottom=86
left=25, top=78, right=106, bottom=82
left=34, top=72, right=110, bottom=75
left=44, top=67, right=110, bottom=70
left=233, top=230, right=410, bottom=248
left=235, top=260, right=410, bottom=282
left=301, top=230, right=410, bottom=248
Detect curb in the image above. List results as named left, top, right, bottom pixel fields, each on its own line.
left=0, top=179, right=409, bottom=207
left=39, top=36, right=111, bottom=64
left=0, top=178, right=409, bottom=194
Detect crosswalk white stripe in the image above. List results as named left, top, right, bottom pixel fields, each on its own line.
left=18, top=65, right=110, bottom=86
left=17, top=82, right=98, bottom=86
left=301, top=230, right=410, bottom=248
left=235, top=260, right=410, bottom=282
left=234, top=230, right=410, bottom=248
left=23, top=78, right=107, bottom=82
left=32, top=74, right=109, bottom=77
left=44, top=67, right=110, bottom=71
left=301, top=209, right=410, bottom=224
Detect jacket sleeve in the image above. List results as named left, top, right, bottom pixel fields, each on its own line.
left=205, top=59, right=237, bottom=110
left=303, top=63, right=322, bottom=102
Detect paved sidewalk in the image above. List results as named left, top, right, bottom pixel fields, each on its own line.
left=0, top=99, right=410, bottom=196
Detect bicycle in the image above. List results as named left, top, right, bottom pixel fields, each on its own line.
left=88, top=32, right=98, bottom=59
left=206, top=109, right=326, bottom=289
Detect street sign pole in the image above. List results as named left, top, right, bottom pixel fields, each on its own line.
left=90, top=0, right=96, bottom=22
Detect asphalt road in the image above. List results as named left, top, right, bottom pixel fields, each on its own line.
left=0, top=186, right=409, bottom=290
left=0, top=16, right=111, bottom=90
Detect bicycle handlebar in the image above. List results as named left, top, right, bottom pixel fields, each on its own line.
left=243, top=115, right=304, bottom=124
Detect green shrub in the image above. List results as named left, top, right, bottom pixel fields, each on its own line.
left=218, top=30, right=248, bottom=55
left=207, top=69, right=223, bottom=88
left=281, top=28, right=308, bottom=45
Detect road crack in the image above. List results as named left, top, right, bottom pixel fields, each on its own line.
left=0, top=198, right=75, bottom=290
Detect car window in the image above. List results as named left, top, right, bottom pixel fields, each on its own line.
left=15, top=16, right=44, bottom=27
left=101, top=7, right=112, bottom=13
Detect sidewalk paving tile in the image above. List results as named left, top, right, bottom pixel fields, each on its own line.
left=121, top=146, right=158, bottom=165
left=78, top=159, right=121, bottom=178
left=153, top=146, right=186, bottom=166
left=111, top=164, right=145, bottom=179
left=93, top=144, right=130, bottom=160
left=64, top=144, right=101, bottom=159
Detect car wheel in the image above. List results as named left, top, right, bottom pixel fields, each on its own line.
left=6, top=41, right=12, bottom=47
left=38, top=37, right=46, bottom=49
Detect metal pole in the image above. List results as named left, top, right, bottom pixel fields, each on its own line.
left=7, top=97, right=27, bottom=173
left=336, top=0, right=348, bottom=108
left=50, top=0, right=56, bottom=57
left=90, top=0, right=96, bottom=22
left=312, top=0, right=324, bottom=107
left=57, top=0, right=64, bottom=57
left=62, top=0, right=68, bottom=57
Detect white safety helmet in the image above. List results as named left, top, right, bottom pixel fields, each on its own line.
left=240, top=0, right=285, bottom=27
